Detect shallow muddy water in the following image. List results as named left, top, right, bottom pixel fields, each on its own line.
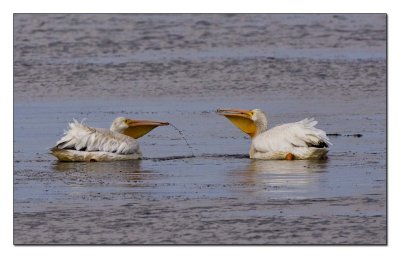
left=13, top=14, right=386, bottom=244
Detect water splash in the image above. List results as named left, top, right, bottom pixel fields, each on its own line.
left=169, top=123, right=195, bottom=157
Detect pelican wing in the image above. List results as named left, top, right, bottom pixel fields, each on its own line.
left=253, top=118, right=331, bottom=153
left=55, top=120, right=139, bottom=154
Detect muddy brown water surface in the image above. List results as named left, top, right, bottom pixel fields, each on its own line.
left=14, top=14, right=386, bottom=244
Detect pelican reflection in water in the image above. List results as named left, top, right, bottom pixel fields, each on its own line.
left=228, top=159, right=328, bottom=195
left=52, top=160, right=154, bottom=188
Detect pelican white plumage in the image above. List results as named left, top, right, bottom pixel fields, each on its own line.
left=217, top=108, right=331, bottom=160
left=51, top=117, right=169, bottom=162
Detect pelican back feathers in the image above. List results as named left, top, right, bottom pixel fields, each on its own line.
left=251, top=118, right=331, bottom=160
left=52, top=120, right=141, bottom=160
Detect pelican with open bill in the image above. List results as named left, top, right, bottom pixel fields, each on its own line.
left=51, top=117, right=169, bottom=162
left=217, top=108, right=331, bottom=160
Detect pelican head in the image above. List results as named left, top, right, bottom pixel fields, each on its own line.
left=110, top=117, right=169, bottom=139
left=216, top=108, right=268, bottom=138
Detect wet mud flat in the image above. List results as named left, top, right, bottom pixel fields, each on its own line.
left=14, top=195, right=385, bottom=244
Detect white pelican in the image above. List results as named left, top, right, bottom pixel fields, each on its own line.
left=51, top=117, right=169, bottom=162
left=217, top=108, right=331, bottom=160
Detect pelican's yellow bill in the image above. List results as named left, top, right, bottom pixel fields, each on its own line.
left=216, top=109, right=256, bottom=138
left=124, top=119, right=169, bottom=139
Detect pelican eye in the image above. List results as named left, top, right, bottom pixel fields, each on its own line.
left=124, top=119, right=129, bottom=123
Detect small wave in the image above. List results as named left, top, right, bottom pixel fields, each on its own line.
left=200, top=154, right=249, bottom=159
left=327, top=133, right=363, bottom=137
left=144, top=153, right=249, bottom=161
left=144, top=155, right=196, bottom=161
